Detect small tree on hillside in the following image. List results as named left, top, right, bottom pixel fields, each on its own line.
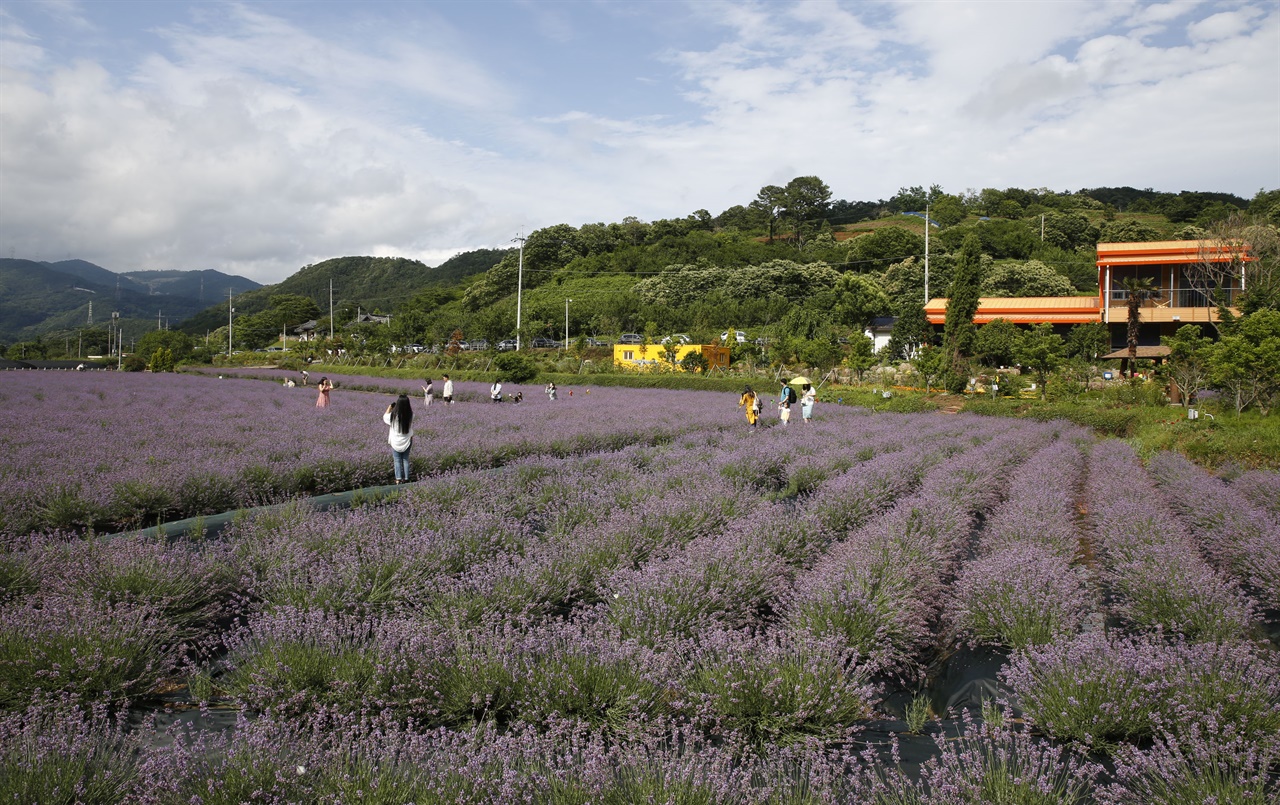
left=1015, top=323, right=1065, bottom=400
left=1162, top=325, right=1214, bottom=407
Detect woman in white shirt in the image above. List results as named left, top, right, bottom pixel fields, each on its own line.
left=383, top=394, right=414, bottom=483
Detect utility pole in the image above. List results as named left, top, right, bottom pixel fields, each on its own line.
left=228, top=288, right=234, bottom=356
left=924, top=203, right=930, bottom=304
left=513, top=232, right=526, bottom=350
left=565, top=298, right=572, bottom=349
left=329, top=278, right=334, bottom=341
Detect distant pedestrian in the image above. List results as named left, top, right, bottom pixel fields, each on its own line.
left=491, top=380, right=503, bottom=402
left=739, top=386, right=759, bottom=427
left=800, top=383, right=815, bottom=424
left=315, top=377, right=332, bottom=408
left=513, top=391, right=523, bottom=404
left=442, top=375, right=454, bottom=404
left=778, top=383, right=794, bottom=426
left=422, top=378, right=434, bottom=407
left=545, top=381, right=557, bottom=401
left=383, top=394, right=414, bottom=484
left=301, top=369, right=309, bottom=386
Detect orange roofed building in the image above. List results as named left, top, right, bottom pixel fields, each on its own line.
left=923, top=240, right=1252, bottom=349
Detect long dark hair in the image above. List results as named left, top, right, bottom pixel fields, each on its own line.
left=390, top=394, right=413, bottom=434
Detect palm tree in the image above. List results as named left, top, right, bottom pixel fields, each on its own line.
left=1120, top=276, right=1158, bottom=377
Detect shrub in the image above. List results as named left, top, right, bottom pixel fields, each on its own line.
left=0, top=702, right=142, bottom=804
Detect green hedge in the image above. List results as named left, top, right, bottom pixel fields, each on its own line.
left=962, top=398, right=1141, bottom=437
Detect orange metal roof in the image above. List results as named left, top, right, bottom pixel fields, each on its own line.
left=1096, top=239, right=1254, bottom=266
left=924, top=296, right=1100, bottom=325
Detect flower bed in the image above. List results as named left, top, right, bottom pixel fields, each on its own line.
left=2, top=371, right=1278, bottom=802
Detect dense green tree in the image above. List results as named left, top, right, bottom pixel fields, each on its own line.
left=941, top=233, right=984, bottom=390
left=1040, top=212, right=1100, bottom=252
left=1207, top=309, right=1280, bottom=414
left=751, top=185, right=787, bottom=243
left=885, top=303, right=933, bottom=360
left=782, top=176, right=833, bottom=249
left=135, top=330, right=194, bottom=367
left=931, top=195, right=967, bottom=227
left=846, top=227, right=925, bottom=273
left=980, top=260, right=1076, bottom=297
left=1099, top=220, right=1162, bottom=243
left=1065, top=322, right=1110, bottom=361
left=1015, top=323, right=1065, bottom=399
left=844, top=333, right=877, bottom=381
left=1162, top=324, right=1214, bottom=406
left=972, top=319, right=1022, bottom=368
left=830, top=273, right=891, bottom=333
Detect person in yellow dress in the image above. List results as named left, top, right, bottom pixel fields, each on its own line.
left=739, top=386, right=759, bottom=427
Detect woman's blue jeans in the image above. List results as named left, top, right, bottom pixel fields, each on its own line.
left=392, top=447, right=411, bottom=481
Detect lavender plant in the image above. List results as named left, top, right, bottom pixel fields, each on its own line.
left=0, top=700, right=143, bottom=805
left=861, top=713, right=1103, bottom=804
left=947, top=542, right=1092, bottom=650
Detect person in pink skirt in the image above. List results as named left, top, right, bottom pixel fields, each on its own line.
left=315, top=377, right=333, bottom=408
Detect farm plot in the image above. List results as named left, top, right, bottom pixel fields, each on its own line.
left=0, top=370, right=756, bottom=535
left=1, top=373, right=1278, bottom=802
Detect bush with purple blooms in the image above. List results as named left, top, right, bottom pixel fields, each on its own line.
left=1, top=371, right=1278, bottom=801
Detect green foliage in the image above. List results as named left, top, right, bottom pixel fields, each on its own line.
left=972, top=319, right=1022, bottom=368
left=1207, top=308, right=1280, bottom=414
left=885, top=303, right=933, bottom=360
left=980, top=260, right=1075, bottom=297
left=847, top=226, right=925, bottom=272
left=494, top=351, right=537, bottom=383
left=1014, top=323, right=1065, bottom=399
left=942, top=234, right=983, bottom=387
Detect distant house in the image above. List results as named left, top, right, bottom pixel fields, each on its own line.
left=613, top=343, right=731, bottom=371
left=293, top=320, right=319, bottom=341
left=352, top=313, right=391, bottom=325
left=922, top=240, right=1250, bottom=350
left=863, top=316, right=896, bottom=353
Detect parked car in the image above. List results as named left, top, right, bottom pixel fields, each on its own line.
left=447, top=340, right=469, bottom=352
left=618, top=333, right=643, bottom=344
left=721, top=330, right=747, bottom=343
left=661, top=333, right=691, bottom=345
left=468, top=339, right=489, bottom=351
left=497, top=339, right=518, bottom=351
left=531, top=337, right=560, bottom=349
left=585, top=337, right=612, bottom=347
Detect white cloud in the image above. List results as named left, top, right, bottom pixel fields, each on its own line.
left=0, top=0, right=1276, bottom=284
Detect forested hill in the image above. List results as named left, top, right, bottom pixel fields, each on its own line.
left=176, top=250, right=508, bottom=337
left=0, top=259, right=258, bottom=342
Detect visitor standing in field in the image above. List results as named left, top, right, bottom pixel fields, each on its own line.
left=545, top=381, right=557, bottom=401
left=800, top=383, right=815, bottom=424
left=442, top=375, right=454, bottom=404
left=422, top=378, right=434, bottom=407
left=739, top=386, right=759, bottom=427
left=300, top=369, right=309, bottom=386
left=491, top=380, right=503, bottom=402
left=315, top=377, right=333, bottom=408
left=383, top=394, right=414, bottom=484
left=778, top=383, right=794, bottom=426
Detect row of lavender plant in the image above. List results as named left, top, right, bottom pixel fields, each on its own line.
left=0, top=371, right=797, bottom=535
left=782, top=418, right=1063, bottom=681
left=993, top=440, right=1280, bottom=797
left=1081, top=439, right=1262, bottom=642
left=946, top=434, right=1097, bottom=651
left=4, top=410, right=1278, bottom=800
left=1147, top=449, right=1280, bottom=609
left=27, top=699, right=1239, bottom=804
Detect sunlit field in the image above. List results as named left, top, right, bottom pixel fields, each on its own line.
left=1, top=370, right=1278, bottom=802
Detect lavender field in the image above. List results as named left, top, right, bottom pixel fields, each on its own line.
left=2, top=370, right=1279, bottom=802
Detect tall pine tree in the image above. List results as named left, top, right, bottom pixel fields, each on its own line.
left=942, top=233, right=983, bottom=392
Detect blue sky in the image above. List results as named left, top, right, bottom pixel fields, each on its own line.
left=2, top=0, right=1277, bottom=284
